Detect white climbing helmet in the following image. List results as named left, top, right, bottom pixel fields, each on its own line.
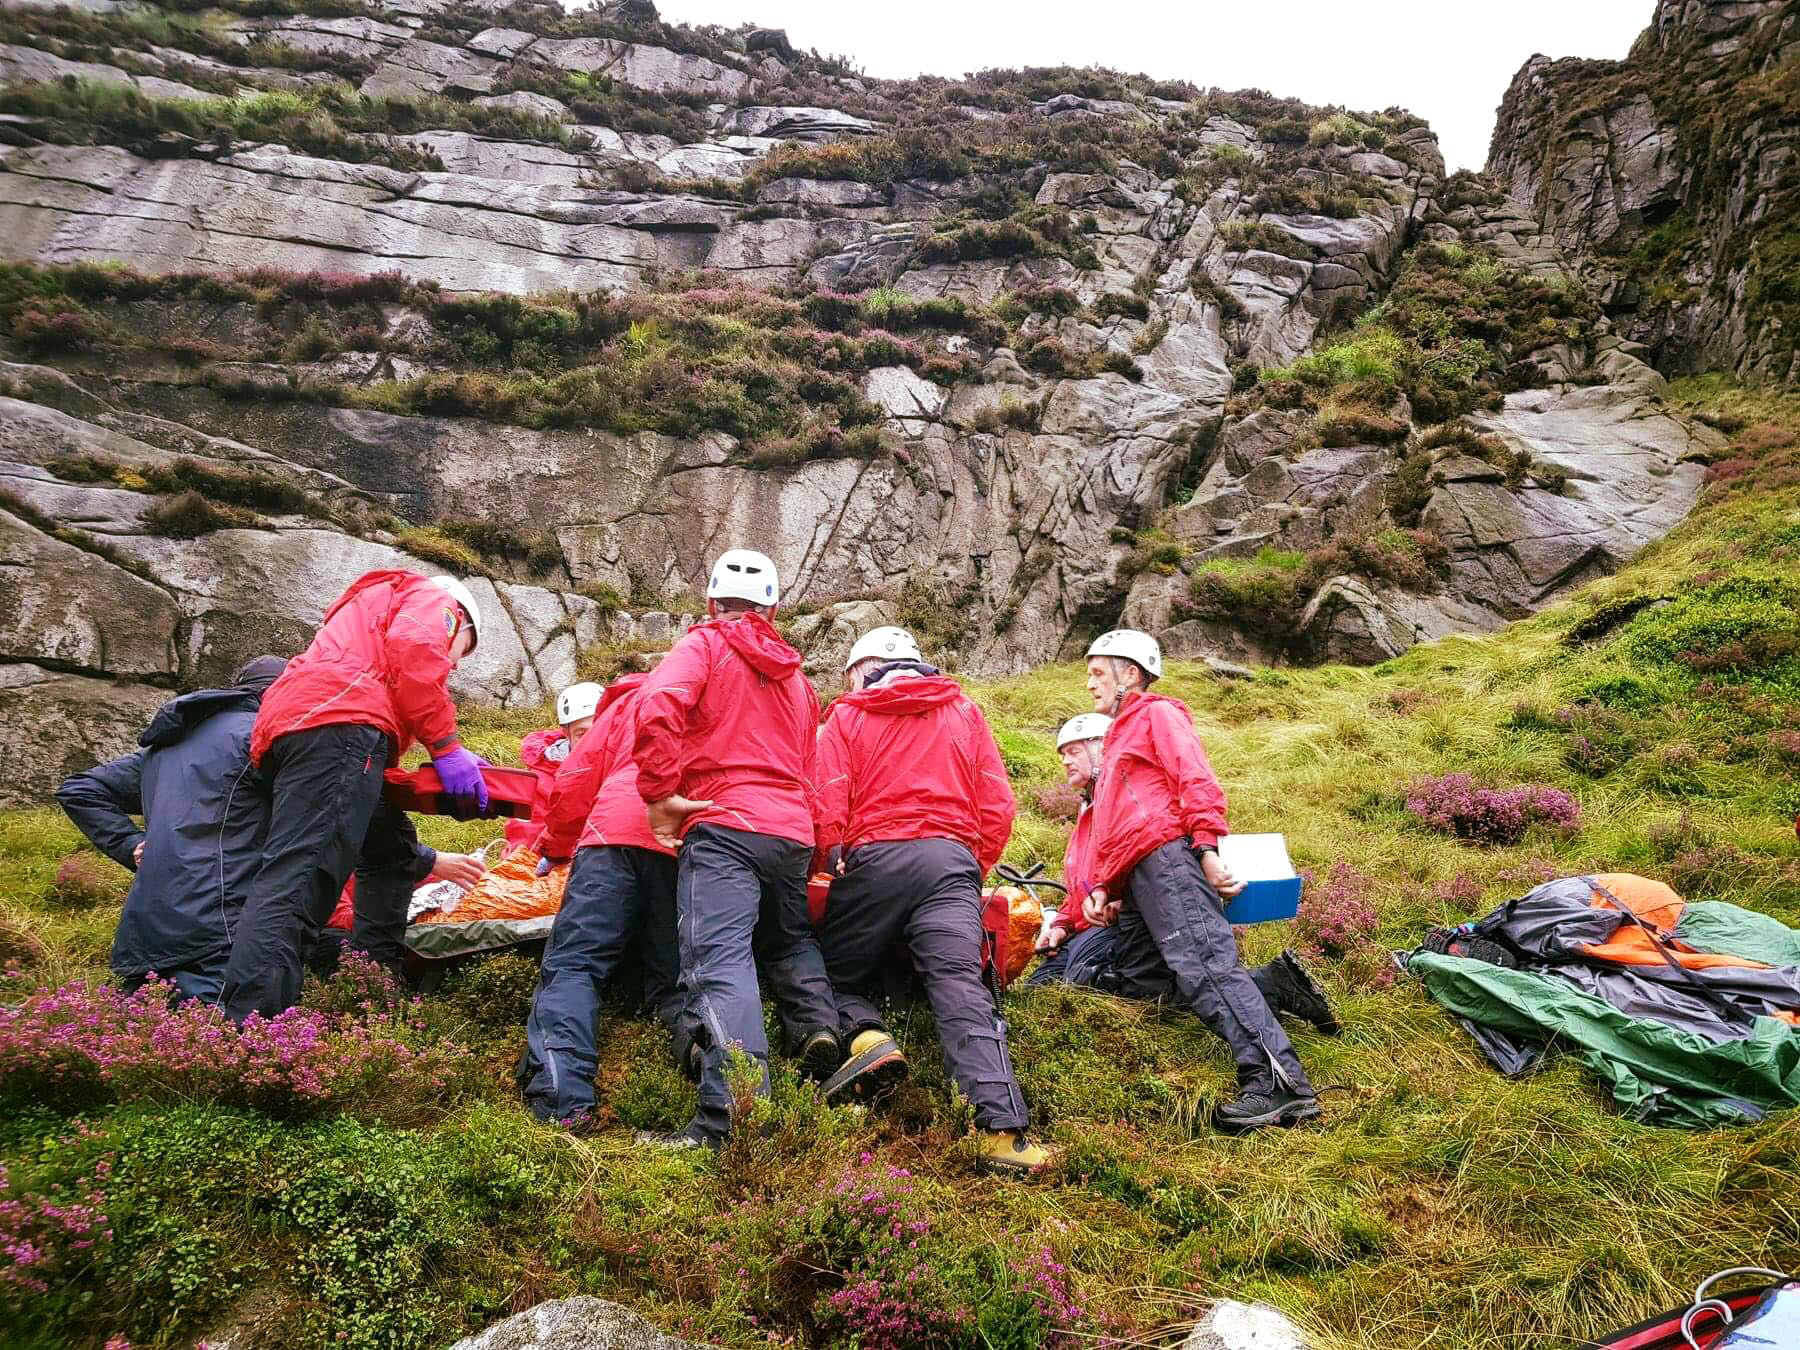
left=1056, top=713, right=1112, bottom=749
left=426, top=575, right=482, bottom=651
left=708, top=548, right=780, bottom=607
left=1087, top=629, right=1162, bottom=681
left=556, top=681, right=603, bottom=726
left=844, top=625, right=923, bottom=672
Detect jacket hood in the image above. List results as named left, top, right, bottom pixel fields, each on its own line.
left=321, top=567, right=424, bottom=625
left=1110, top=689, right=1192, bottom=736
left=714, top=612, right=802, bottom=679
left=141, top=685, right=263, bottom=749
left=841, top=672, right=963, bottom=716
left=520, top=727, right=569, bottom=771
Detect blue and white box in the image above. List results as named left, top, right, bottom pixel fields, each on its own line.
left=1216, top=833, right=1303, bottom=925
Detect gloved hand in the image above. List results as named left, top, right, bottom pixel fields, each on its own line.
left=535, top=855, right=556, bottom=878
left=432, top=747, right=490, bottom=816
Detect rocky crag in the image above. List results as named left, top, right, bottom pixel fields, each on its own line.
left=1487, top=0, right=1799, bottom=383
left=0, top=0, right=1760, bottom=802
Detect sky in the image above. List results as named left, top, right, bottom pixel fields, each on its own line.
left=651, top=0, right=1651, bottom=172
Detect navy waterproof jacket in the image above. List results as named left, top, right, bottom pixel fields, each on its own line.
left=56, top=667, right=281, bottom=983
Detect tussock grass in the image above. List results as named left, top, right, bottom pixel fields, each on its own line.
left=2, top=378, right=1797, bottom=1346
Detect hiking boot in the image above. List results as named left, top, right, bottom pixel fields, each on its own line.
left=797, top=1028, right=842, bottom=1082
left=975, top=1129, right=1053, bottom=1177
left=821, top=1029, right=908, bottom=1105
left=634, top=1125, right=720, bottom=1153
left=1212, top=1085, right=1321, bottom=1135
left=1267, top=950, right=1340, bottom=1036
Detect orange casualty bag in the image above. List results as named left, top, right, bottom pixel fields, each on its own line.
left=982, top=885, right=1043, bottom=988
left=412, top=849, right=569, bottom=925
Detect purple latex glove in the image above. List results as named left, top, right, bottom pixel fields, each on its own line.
left=433, top=747, right=490, bottom=816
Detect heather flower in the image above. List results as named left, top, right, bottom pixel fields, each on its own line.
left=0, top=1158, right=112, bottom=1296
left=1404, top=773, right=1581, bottom=845
left=1294, top=863, right=1395, bottom=991
left=1294, top=863, right=1378, bottom=959
left=0, top=979, right=473, bottom=1122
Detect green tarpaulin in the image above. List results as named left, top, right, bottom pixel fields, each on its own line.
left=1411, top=951, right=1800, bottom=1128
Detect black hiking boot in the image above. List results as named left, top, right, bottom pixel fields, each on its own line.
left=1266, top=950, right=1341, bottom=1036
left=821, top=1029, right=909, bottom=1105
left=1212, top=1084, right=1321, bottom=1135
left=797, top=1028, right=843, bottom=1082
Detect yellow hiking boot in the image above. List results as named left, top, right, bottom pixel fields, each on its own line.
left=975, top=1129, right=1053, bottom=1177
left=821, top=1028, right=908, bottom=1104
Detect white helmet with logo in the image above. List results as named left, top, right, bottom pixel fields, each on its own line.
left=708, top=549, right=780, bottom=607
left=426, top=575, right=482, bottom=651
left=556, top=681, right=603, bottom=726
left=843, top=625, right=922, bottom=672
left=1056, top=713, right=1112, bottom=749
left=1087, top=628, right=1162, bottom=681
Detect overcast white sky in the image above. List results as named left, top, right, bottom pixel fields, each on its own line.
left=651, top=0, right=1651, bottom=172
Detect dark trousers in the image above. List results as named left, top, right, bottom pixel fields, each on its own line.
left=679, top=823, right=836, bottom=1140
left=219, top=724, right=418, bottom=1020
left=817, top=838, right=1029, bottom=1132
left=520, top=845, right=679, bottom=1123
left=1117, top=840, right=1313, bottom=1095
left=1025, top=923, right=1120, bottom=988
left=1032, top=918, right=1291, bottom=1015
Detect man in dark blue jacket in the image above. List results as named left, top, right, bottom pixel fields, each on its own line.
left=57, top=657, right=289, bottom=1002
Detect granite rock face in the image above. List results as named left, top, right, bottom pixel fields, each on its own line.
left=0, top=0, right=1730, bottom=798
left=1486, top=0, right=1799, bottom=382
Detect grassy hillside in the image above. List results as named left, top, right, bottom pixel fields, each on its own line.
left=1, top=375, right=1796, bottom=1349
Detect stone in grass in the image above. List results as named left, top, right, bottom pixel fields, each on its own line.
left=447, top=1296, right=702, bottom=1350
left=1183, top=1299, right=1314, bottom=1350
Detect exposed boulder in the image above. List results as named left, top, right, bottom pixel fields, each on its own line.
left=1182, top=1299, right=1314, bottom=1350
left=447, top=1296, right=699, bottom=1350
left=0, top=665, right=171, bottom=810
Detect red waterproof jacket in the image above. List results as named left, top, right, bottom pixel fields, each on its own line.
left=1088, top=690, right=1229, bottom=890
left=813, top=673, right=1015, bottom=874
left=632, top=614, right=820, bottom=846
left=535, top=676, right=667, bottom=859
left=251, top=569, right=464, bottom=765
left=504, top=727, right=570, bottom=851
left=1057, top=803, right=1098, bottom=933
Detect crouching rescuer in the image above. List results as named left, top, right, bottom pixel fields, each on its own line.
left=630, top=549, right=841, bottom=1150
left=517, top=671, right=685, bottom=1127
left=219, top=570, right=490, bottom=1021
left=814, top=626, right=1051, bottom=1176
left=1083, top=630, right=1321, bottom=1132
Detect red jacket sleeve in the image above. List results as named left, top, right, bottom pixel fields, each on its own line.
left=812, top=712, right=852, bottom=866
left=386, top=586, right=462, bottom=757
left=1150, top=701, right=1228, bottom=849
left=534, top=716, right=616, bottom=861
left=968, top=703, right=1016, bottom=876
left=632, top=630, right=712, bottom=802
left=1059, top=809, right=1093, bottom=932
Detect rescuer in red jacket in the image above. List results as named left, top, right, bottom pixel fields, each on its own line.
left=503, top=681, right=604, bottom=855
left=629, top=549, right=840, bottom=1150
left=1029, top=714, right=1339, bottom=1036
left=516, top=673, right=687, bottom=1126
left=1081, top=629, right=1320, bottom=1133
left=810, top=625, right=1048, bottom=1176
left=1025, top=713, right=1113, bottom=986
left=219, top=568, right=490, bottom=1021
